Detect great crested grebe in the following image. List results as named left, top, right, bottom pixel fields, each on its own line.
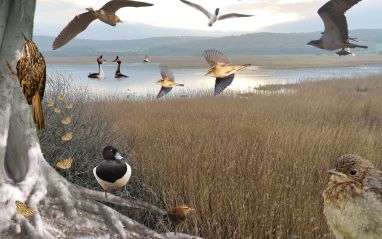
left=112, top=56, right=128, bottom=78
left=88, top=55, right=105, bottom=79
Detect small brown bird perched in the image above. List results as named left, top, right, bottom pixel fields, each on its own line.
left=16, top=33, right=46, bottom=130
left=166, top=199, right=195, bottom=233
left=53, top=0, right=153, bottom=50
left=323, top=154, right=382, bottom=239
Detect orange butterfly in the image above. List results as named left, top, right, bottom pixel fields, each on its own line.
left=56, top=157, right=73, bottom=170
left=15, top=200, right=35, bottom=217
left=62, top=132, right=73, bottom=141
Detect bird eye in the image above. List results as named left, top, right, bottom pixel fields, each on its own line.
left=350, top=170, right=357, bottom=176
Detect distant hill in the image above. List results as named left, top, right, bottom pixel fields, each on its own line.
left=35, top=29, right=382, bottom=57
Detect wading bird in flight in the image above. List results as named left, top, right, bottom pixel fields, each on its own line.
left=156, top=66, right=184, bottom=99
left=179, top=0, right=253, bottom=27
left=53, top=0, right=153, bottom=50
left=307, top=0, right=367, bottom=55
left=203, top=49, right=250, bottom=96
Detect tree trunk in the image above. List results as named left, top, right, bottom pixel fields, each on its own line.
left=0, top=1, right=199, bottom=238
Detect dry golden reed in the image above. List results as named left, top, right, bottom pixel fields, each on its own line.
left=104, top=75, right=382, bottom=238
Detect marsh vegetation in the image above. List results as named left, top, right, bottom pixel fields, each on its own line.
left=40, top=73, right=382, bottom=238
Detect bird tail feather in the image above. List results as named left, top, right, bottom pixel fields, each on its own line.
left=240, top=64, right=251, bottom=70
left=32, top=91, right=45, bottom=130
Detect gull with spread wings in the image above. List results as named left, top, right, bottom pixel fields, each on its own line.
left=179, top=0, right=253, bottom=27
left=53, top=0, right=153, bottom=50
left=203, top=50, right=250, bottom=96
left=307, top=0, right=367, bottom=55
left=156, top=66, right=184, bottom=99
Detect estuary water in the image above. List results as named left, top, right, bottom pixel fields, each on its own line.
left=47, top=62, right=382, bottom=97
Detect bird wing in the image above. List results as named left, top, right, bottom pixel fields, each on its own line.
left=203, top=49, right=231, bottom=67
left=160, top=66, right=174, bottom=81
left=318, top=0, right=362, bottom=43
left=53, top=12, right=96, bottom=50
left=157, top=87, right=173, bottom=99
left=214, top=74, right=235, bottom=96
left=179, top=0, right=212, bottom=18
left=101, top=0, right=153, bottom=13
left=218, top=13, right=253, bottom=21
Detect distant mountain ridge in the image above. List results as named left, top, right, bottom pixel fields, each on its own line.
left=35, top=29, right=382, bottom=57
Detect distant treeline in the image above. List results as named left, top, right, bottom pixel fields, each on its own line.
left=35, top=29, right=382, bottom=56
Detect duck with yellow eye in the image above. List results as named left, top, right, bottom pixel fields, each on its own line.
left=166, top=199, right=195, bottom=234
left=156, top=66, right=184, bottom=99
left=203, top=49, right=250, bottom=96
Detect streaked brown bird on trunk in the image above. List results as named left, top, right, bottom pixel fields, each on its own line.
left=16, top=33, right=46, bottom=130
left=166, top=199, right=195, bottom=234
left=323, top=154, right=382, bottom=239
left=53, top=0, right=153, bottom=50
left=203, top=49, right=250, bottom=96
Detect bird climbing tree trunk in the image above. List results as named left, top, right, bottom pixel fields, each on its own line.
left=0, top=1, right=195, bottom=238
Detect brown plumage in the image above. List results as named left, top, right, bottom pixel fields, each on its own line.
left=166, top=199, right=195, bottom=233
left=52, top=0, right=153, bottom=50
left=16, top=33, right=46, bottom=130
left=323, top=154, right=382, bottom=239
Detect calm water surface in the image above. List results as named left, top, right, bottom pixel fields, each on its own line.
left=47, top=62, right=382, bottom=97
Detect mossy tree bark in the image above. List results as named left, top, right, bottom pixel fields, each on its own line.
left=0, top=1, right=192, bottom=238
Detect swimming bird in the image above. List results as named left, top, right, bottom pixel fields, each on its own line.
left=307, top=0, right=367, bottom=53
left=93, top=146, right=132, bottom=197
left=156, top=66, right=184, bottom=99
left=52, top=0, right=154, bottom=50
left=166, top=199, right=195, bottom=234
left=323, top=154, right=382, bottom=239
left=143, top=55, right=150, bottom=63
left=88, top=55, right=105, bottom=79
left=203, top=49, right=250, bottom=96
left=179, top=0, right=253, bottom=27
left=112, top=56, right=128, bottom=78
left=16, top=33, right=46, bottom=130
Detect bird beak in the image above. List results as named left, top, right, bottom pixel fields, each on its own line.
left=118, top=19, right=123, bottom=23
left=113, top=58, right=117, bottom=62
left=156, top=80, right=161, bottom=83
left=115, top=152, right=124, bottom=160
left=327, top=168, right=343, bottom=176
left=21, top=32, right=29, bottom=41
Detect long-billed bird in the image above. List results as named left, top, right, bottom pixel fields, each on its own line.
left=179, top=0, right=253, bottom=27
left=166, top=199, right=195, bottom=234
left=16, top=33, right=46, bottom=130
left=156, top=66, right=184, bottom=99
left=307, top=0, right=367, bottom=54
left=53, top=0, right=153, bottom=50
left=203, top=49, right=250, bottom=96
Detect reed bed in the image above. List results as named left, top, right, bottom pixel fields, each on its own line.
left=40, top=73, right=382, bottom=238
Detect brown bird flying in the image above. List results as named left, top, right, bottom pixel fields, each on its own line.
left=203, top=49, right=250, bottom=96
left=16, top=33, right=46, bottom=130
left=323, top=154, right=382, bottom=239
left=307, top=0, right=367, bottom=53
left=53, top=0, right=154, bottom=50
left=166, top=199, right=195, bottom=233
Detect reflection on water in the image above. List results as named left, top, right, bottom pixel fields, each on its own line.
left=47, top=62, right=382, bottom=97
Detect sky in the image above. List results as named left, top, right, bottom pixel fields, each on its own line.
left=35, top=0, right=382, bottom=36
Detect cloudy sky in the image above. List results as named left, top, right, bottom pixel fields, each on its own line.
left=35, top=0, right=382, bottom=36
